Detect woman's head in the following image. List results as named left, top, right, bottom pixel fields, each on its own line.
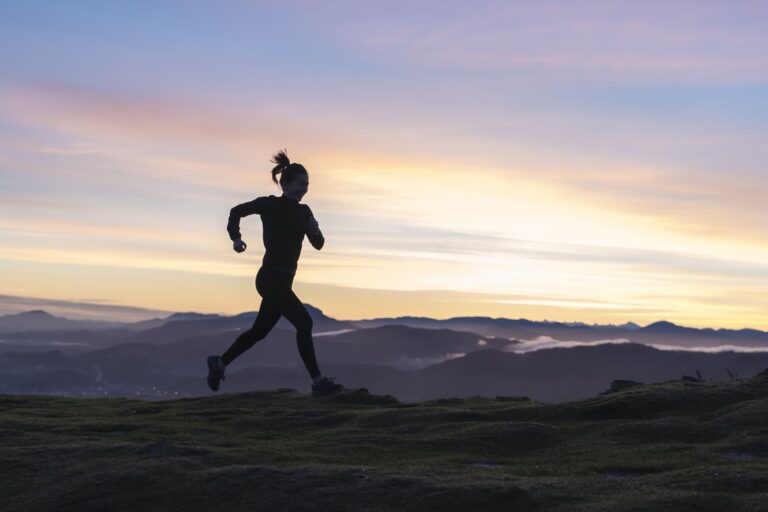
left=271, top=149, right=308, bottom=201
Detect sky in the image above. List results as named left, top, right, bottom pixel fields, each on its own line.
left=1, top=1, right=767, bottom=328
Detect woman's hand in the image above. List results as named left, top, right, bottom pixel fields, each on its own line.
left=233, top=239, right=247, bottom=253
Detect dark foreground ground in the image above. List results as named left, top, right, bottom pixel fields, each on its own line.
left=2, top=372, right=768, bottom=512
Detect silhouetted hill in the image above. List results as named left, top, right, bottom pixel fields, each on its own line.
left=0, top=310, right=128, bottom=332
left=643, top=320, right=685, bottom=331
left=416, top=343, right=768, bottom=402
left=6, top=337, right=768, bottom=403
left=309, top=325, right=506, bottom=367
left=77, top=324, right=498, bottom=380
left=0, top=305, right=354, bottom=352
left=116, top=304, right=354, bottom=345
left=0, top=328, right=136, bottom=352
left=0, top=349, right=99, bottom=393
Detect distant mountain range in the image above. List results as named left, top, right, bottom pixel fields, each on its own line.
left=353, top=316, right=768, bottom=349
left=1, top=307, right=767, bottom=402
left=0, top=307, right=352, bottom=334
left=4, top=308, right=768, bottom=349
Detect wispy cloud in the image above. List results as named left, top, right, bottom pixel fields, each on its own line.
left=505, top=336, right=768, bottom=354
left=291, top=1, right=768, bottom=83
left=647, top=344, right=768, bottom=353
left=505, top=336, right=633, bottom=353
left=4, top=79, right=766, bottom=254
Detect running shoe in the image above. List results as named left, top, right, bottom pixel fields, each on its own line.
left=206, top=355, right=226, bottom=392
left=311, top=376, right=345, bottom=397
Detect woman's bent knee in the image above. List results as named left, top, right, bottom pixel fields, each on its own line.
left=294, top=316, right=313, bottom=333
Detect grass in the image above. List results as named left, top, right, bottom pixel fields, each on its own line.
left=2, top=373, right=768, bottom=511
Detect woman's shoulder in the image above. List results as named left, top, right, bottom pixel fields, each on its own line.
left=249, top=195, right=278, bottom=211
left=299, top=203, right=313, bottom=217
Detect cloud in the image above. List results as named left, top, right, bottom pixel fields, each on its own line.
left=505, top=336, right=633, bottom=353
left=540, top=161, right=768, bottom=247
left=396, top=352, right=466, bottom=370
left=4, top=77, right=766, bottom=253
left=488, top=299, right=646, bottom=311
left=0, top=82, right=332, bottom=154
left=290, top=1, right=768, bottom=83
left=647, top=343, right=768, bottom=354
left=505, top=336, right=768, bottom=354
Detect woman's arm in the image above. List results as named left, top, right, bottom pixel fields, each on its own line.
left=227, top=197, right=266, bottom=250
left=305, top=206, right=325, bottom=250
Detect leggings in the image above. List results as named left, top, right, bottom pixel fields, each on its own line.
left=221, top=266, right=321, bottom=378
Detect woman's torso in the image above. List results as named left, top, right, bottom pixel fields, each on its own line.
left=259, top=195, right=308, bottom=275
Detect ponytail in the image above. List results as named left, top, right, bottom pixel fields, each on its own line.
left=269, top=149, right=308, bottom=186
left=270, top=149, right=291, bottom=185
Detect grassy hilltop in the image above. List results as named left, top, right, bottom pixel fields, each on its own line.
left=2, top=373, right=768, bottom=512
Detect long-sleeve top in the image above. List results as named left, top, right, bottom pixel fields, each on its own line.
left=227, top=195, right=324, bottom=275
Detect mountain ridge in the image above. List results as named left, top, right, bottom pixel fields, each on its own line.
left=4, top=308, right=766, bottom=338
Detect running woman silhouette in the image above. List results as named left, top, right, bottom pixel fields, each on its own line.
left=207, top=150, right=345, bottom=397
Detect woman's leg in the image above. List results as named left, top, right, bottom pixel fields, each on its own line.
left=278, top=289, right=321, bottom=379
left=221, top=296, right=282, bottom=365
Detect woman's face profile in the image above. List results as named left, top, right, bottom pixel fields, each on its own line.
left=282, top=174, right=309, bottom=202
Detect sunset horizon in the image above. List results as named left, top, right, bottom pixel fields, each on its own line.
left=1, top=291, right=766, bottom=334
